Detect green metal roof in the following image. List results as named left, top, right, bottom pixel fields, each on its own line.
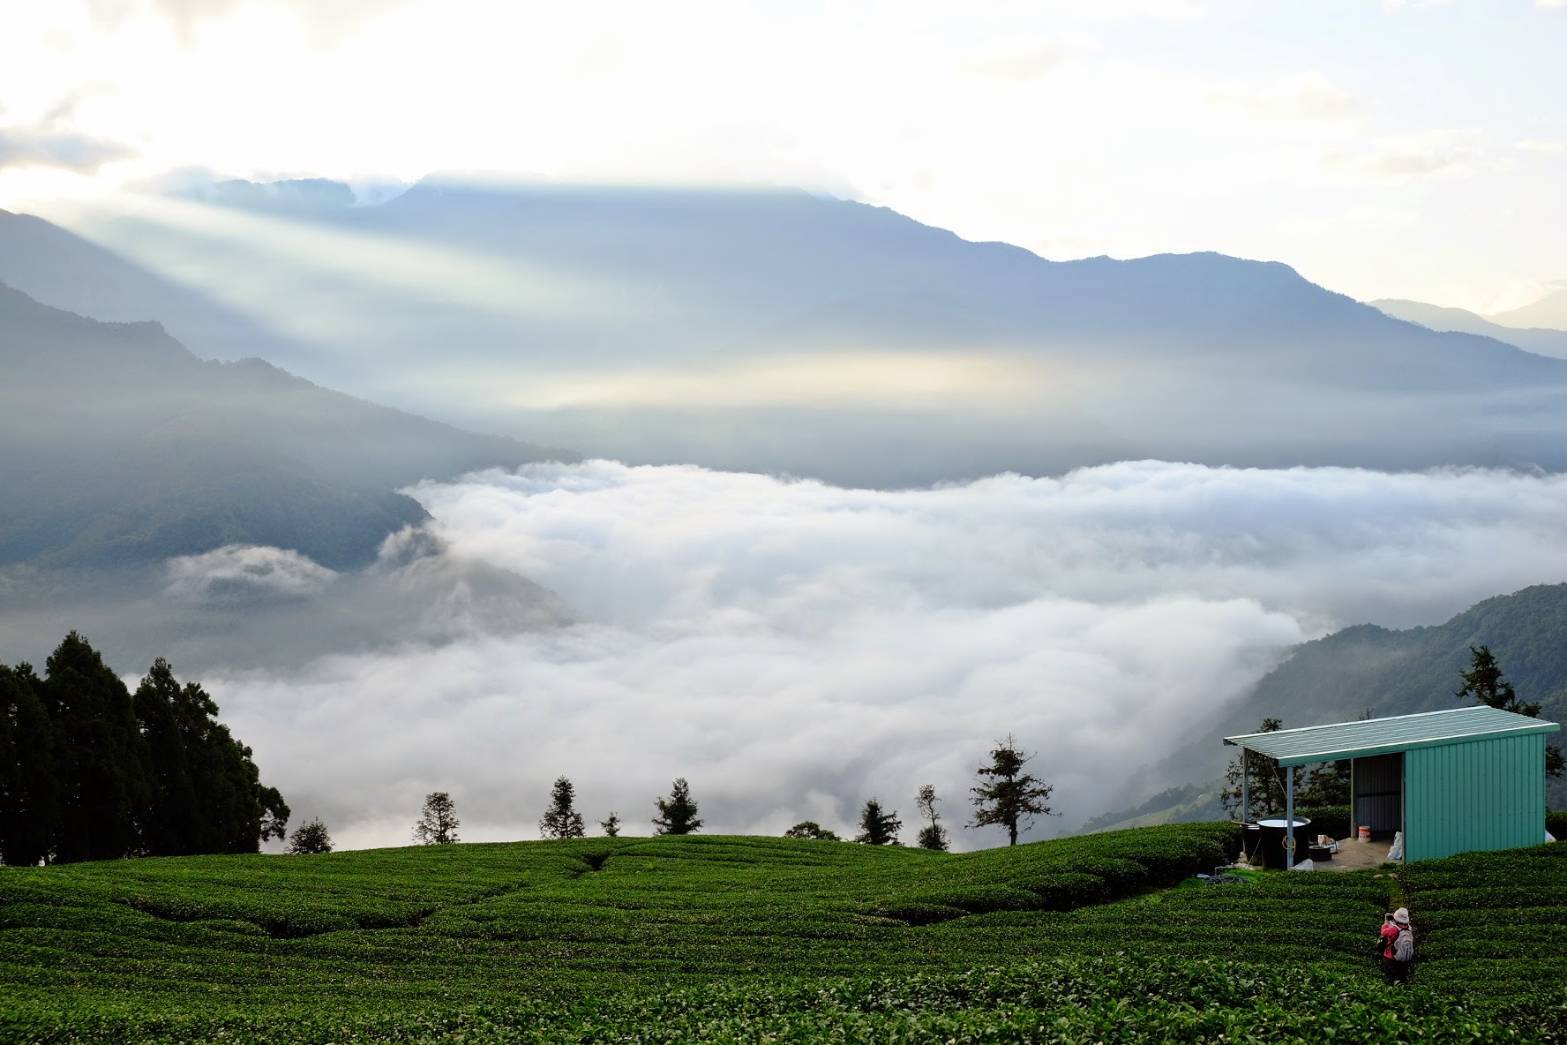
left=1224, top=706, right=1561, bottom=767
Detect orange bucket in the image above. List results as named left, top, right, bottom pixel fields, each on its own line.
left=1357, top=825, right=1371, bottom=842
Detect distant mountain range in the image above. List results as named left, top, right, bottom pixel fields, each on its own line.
left=1087, top=584, right=1567, bottom=829
left=0, top=283, right=563, bottom=570
left=8, top=179, right=1567, bottom=485
left=1372, top=298, right=1567, bottom=360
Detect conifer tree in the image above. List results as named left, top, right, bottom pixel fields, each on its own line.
left=43, top=632, right=151, bottom=863
left=855, top=798, right=902, bottom=845
left=599, top=812, right=621, bottom=837
left=1458, top=645, right=1563, bottom=777
left=652, top=778, right=703, bottom=835
left=0, top=663, right=58, bottom=866
left=969, top=735, right=1057, bottom=846
left=539, top=776, right=587, bottom=839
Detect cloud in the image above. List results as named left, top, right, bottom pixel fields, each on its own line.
left=191, top=460, right=1567, bottom=852
left=0, top=126, right=131, bottom=173
left=164, top=544, right=338, bottom=604
left=1516, top=139, right=1567, bottom=154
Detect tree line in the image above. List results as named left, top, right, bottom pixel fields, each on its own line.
left=400, top=735, right=1056, bottom=854
left=0, top=632, right=289, bottom=866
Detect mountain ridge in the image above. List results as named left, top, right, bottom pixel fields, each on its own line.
left=0, top=282, right=568, bottom=570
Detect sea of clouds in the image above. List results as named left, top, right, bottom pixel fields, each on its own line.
left=190, top=459, right=1567, bottom=851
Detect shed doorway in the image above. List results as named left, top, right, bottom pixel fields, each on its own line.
left=1352, top=752, right=1403, bottom=840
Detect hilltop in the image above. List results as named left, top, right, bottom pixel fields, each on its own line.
left=2, top=826, right=1564, bottom=1040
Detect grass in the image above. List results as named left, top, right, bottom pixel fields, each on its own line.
left=3, top=822, right=1565, bottom=1041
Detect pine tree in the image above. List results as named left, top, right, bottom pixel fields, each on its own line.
left=0, top=663, right=58, bottom=866
left=855, top=798, right=902, bottom=845
left=288, top=817, right=333, bottom=854
left=413, top=792, right=460, bottom=844
left=1458, top=645, right=1563, bottom=777
left=969, top=735, right=1057, bottom=846
left=652, top=778, right=703, bottom=835
left=539, top=776, right=587, bottom=839
left=1219, top=718, right=1286, bottom=819
left=599, top=812, right=621, bottom=837
left=915, top=783, right=949, bottom=851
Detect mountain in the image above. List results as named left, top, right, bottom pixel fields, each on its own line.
left=12, top=179, right=1567, bottom=485
left=0, top=283, right=563, bottom=569
left=1089, top=584, right=1567, bottom=829
left=1490, top=285, right=1567, bottom=332
left=1371, top=298, right=1567, bottom=360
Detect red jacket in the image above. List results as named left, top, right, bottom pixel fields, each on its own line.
left=1381, top=921, right=1402, bottom=959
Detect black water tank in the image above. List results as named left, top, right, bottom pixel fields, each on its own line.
left=1257, top=818, right=1312, bottom=869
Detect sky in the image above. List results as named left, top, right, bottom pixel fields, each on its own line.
left=125, top=458, right=1567, bottom=850
left=0, top=0, right=1563, bottom=313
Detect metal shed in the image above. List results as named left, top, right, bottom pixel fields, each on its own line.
left=1224, top=706, right=1560, bottom=863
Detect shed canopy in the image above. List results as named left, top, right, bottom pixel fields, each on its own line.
left=1224, top=706, right=1560, bottom=767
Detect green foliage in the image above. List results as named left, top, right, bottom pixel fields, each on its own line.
left=652, top=778, right=702, bottom=835
left=1295, top=804, right=1351, bottom=841
left=1458, top=645, right=1564, bottom=779
left=287, top=818, right=332, bottom=855
left=539, top=777, right=585, bottom=840
left=0, top=662, right=56, bottom=867
left=1399, top=841, right=1567, bottom=1000
left=0, top=635, right=286, bottom=865
left=1220, top=717, right=1285, bottom=819
left=5, top=824, right=1567, bottom=1040
left=970, top=735, right=1056, bottom=845
left=782, top=821, right=839, bottom=841
left=412, top=792, right=459, bottom=845
left=599, top=813, right=620, bottom=838
left=854, top=799, right=901, bottom=845
left=915, top=783, right=949, bottom=851
left=1235, top=584, right=1567, bottom=806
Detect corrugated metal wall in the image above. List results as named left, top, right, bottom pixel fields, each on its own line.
left=1353, top=753, right=1402, bottom=833
left=1404, top=734, right=1547, bottom=862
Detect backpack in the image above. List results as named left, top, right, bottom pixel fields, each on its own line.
left=1393, top=927, right=1414, bottom=963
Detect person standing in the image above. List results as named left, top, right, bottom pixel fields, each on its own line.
left=1379, top=907, right=1414, bottom=984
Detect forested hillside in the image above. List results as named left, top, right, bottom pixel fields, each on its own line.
left=0, top=284, right=564, bottom=569
left=1090, top=584, right=1567, bottom=828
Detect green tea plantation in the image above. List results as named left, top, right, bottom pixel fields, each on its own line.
left=3, top=823, right=1566, bottom=1042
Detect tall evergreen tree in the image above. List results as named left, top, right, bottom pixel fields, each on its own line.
left=539, top=776, right=586, bottom=839
left=1458, top=645, right=1564, bottom=778
left=43, top=632, right=151, bottom=863
left=969, top=735, right=1057, bottom=846
left=132, top=659, right=201, bottom=855
left=855, top=798, right=902, bottom=845
left=599, top=812, right=621, bottom=837
left=413, top=792, right=460, bottom=844
left=652, top=778, right=703, bottom=835
left=0, top=663, right=58, bottom=866
left=915, top=783, right=949, bottom=851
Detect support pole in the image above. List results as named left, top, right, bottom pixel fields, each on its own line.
left=1241, top=748, right=1249, bottom=825
left=1285, top=765, right=1296, bottom=867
